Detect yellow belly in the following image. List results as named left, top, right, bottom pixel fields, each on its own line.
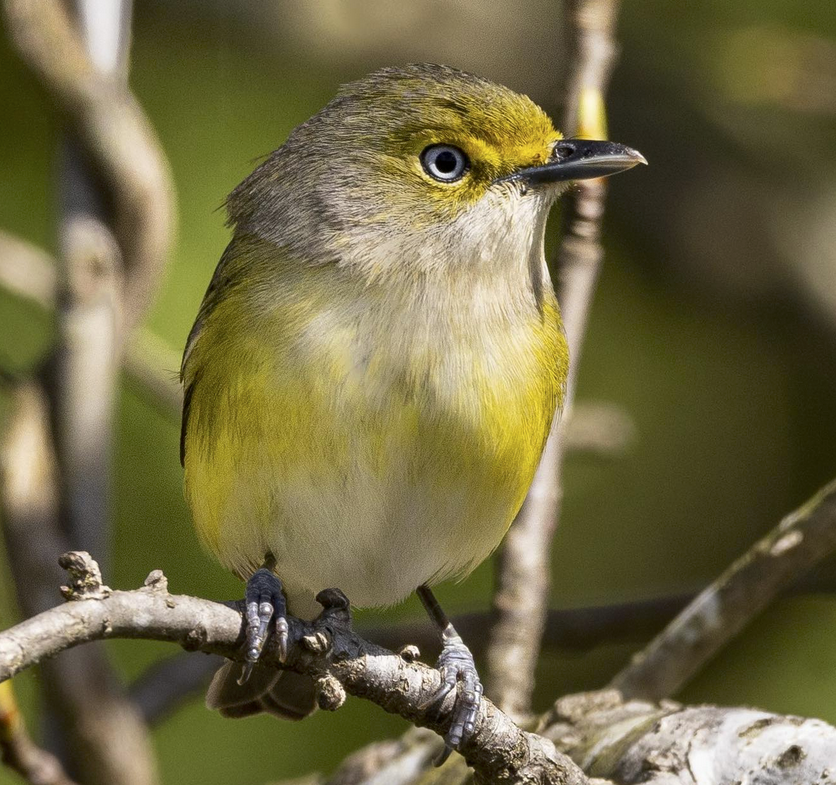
left=182, top=254, right=566, bottom=609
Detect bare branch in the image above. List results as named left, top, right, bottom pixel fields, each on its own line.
left=127, top=593, right=684, bottom=726
left=545, top=690, right=836, bottom=784
left=610, top=477, right=836, bottom=701
left=4, top=551, right=834, bottom=784
left=486, top=0, right=622, bottom=719
left=0, top=681, right=78, bottom=785
left=0, top=553, right=591, bottom=785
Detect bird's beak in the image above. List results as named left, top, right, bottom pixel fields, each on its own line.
left=500, top=139, right=647, bottom=186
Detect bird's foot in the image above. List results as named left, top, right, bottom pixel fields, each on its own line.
left=314, top=588, right=352, bottom=627
left=239, top=567, right=288, bottom=685
left=420, top=624, right=483, bottom=766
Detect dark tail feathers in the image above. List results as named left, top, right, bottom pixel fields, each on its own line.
left=206, top=661, right=318, bottom=721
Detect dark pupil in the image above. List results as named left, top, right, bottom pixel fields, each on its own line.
left=435, top=151, right=458, bottom=174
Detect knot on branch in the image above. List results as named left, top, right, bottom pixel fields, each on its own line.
left=398, top=644, right=420, bottom=662
left=315, top=673, right=346, bottom=711
left=143, top=569, right=169, bottom=594
left=58, top=551, right=110, bottom=600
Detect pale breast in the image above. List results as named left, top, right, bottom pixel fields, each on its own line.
left=183, top=223, right=566, bottom=609
left=210, top=285, right=560, bottom=607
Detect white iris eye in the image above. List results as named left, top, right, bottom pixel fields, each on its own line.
left=420, top=145, right=469, bottom=182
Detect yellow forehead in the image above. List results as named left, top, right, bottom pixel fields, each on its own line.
left=356, top=68, right=560, bottom=176
left=406, top=100, right=561, bottom=180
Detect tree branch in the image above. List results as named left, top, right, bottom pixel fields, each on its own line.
left=4, top=551, right=835, bottom=785
left=127, top=593, right=686, bottom=726
left=610, top=476, right=836, bottom=701
left=544, top=689, right=836, bottom=783
left=0, top=552, right=591, bottom=785
left=486, top=0, right=622, bottom=719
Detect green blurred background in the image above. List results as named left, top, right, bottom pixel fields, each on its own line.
left=2, top=1, right=836, bottom=782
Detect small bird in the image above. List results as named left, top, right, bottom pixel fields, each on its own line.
left=181, top=63, right=643, bottom=756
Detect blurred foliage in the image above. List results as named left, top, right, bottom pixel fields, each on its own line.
left=0, top=0, right=835, bottom=782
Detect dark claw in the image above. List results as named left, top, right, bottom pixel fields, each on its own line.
left=238, top=567, right=286, bottom=684
left=435, top=745, right=454, bottom=767
left=315, top=588, right=352, bottom=627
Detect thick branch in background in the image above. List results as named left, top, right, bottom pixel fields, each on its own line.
left=543, top=689, right=836, bottom=783
left=52, top=0, right=133, bottom=566
left=3, top=0, right=174, bottom=333
left=487, top=0, right=622, bottom=719
left=610, top=477, right=836, bottom=701
left=1, top=1, right=175, bottom=784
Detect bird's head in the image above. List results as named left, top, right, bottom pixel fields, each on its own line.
left=229, top=64, right=644, bottom=280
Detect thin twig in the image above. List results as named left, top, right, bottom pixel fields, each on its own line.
left=0, top=681, right=78, bottom=785
left=610, top=477, right=836, bottom=701
left=0, top=553, right=591, bottom=785
left=486, top=0, right=622, bottom=719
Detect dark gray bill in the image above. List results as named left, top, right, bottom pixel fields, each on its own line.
left=500, top=139, right=646, bottom=185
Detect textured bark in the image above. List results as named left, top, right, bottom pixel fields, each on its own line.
left=546, top=690, right=836, bottom=784
left=0, top=553, right=590, bottom=785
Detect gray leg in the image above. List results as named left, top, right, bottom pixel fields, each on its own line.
left=239, top=556, right=288, bottom=684
left=416, top=585, right=483, bottom=765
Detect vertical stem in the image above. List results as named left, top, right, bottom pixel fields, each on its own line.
left=486, top=0, right=622, bottom=719
left=53, top=0, right=132, bottom=567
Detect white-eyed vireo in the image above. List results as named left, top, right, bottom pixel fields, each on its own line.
left=180, top=63, right=644, bottom=756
